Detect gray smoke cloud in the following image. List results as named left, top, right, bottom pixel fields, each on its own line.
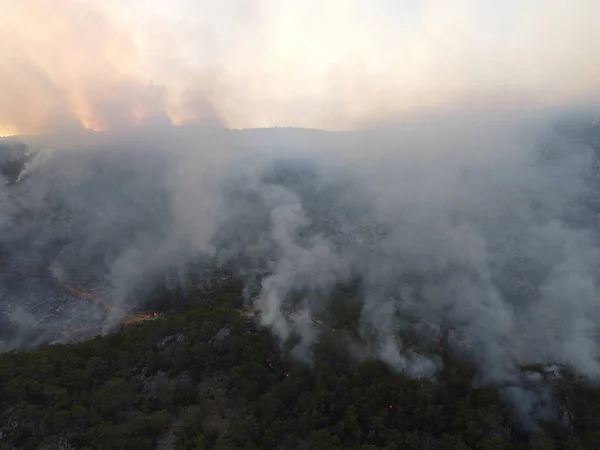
left=1, top=107, right=600, bottom=424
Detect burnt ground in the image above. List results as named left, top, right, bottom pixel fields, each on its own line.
left=0, top=276, right=109, bottom=352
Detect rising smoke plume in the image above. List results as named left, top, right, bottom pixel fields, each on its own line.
left=1, top=107, right=600, bottom=425
left=1, top=0, right=600, bottom=430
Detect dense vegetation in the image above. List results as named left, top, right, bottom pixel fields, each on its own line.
left=1, top=279, right=600, bottom=450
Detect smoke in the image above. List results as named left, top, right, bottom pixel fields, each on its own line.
left=1, top=0, right=599, bottom=428
left=1, top=108, right=600, bottom=426
left=1, top=0, right=600, bottom=135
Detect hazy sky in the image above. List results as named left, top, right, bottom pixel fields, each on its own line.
left=0, top=0, right=599, bottom=135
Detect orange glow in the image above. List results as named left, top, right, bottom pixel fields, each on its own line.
left=1, top=0, right=600, bottom=134
left=0, top=124, right=21, bottom=138
left=72, top=99, right=107, bottom=132
left=79, top=116, right=106, bottom=132
left=389, top=405, right=393, bottom=409
left=168, top=111, right=187, bottom=127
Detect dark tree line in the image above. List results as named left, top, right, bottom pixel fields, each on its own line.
left=0, top=279, right=599, bottom=449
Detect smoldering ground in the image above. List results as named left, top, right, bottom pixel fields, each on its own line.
left=1, top=110, right=600, bottom=424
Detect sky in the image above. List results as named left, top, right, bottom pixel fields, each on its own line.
left=0, top=0, right=599, bottom=135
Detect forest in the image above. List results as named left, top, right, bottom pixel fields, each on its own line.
left=1, top=278, right=599, bottom=450
left=1, top=2, right=600, bottom=447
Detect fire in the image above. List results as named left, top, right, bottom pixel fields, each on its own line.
left=0, top=125, right=20, bottom=137
left=74, top=102, right=107, bottom=132
left=389, top=405, right=393, bottom=409
left=153, top=312, right=158, bottom=317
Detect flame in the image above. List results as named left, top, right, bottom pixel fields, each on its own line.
left=153, top=312, right=158, bottom=317
left=2, top=0, right=600, bottom=135
left=72, top=100, right=107, bottom=132
left=79, top=117, right=107, bottom=132
left=0, top=124, right=21, bottom=138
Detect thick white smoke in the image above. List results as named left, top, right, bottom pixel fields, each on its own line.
left=0, top=109, right=599, bottom=424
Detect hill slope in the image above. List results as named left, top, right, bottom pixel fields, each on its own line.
left=1, top=281, right=599, bottom=450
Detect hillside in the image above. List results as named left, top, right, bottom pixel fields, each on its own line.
left=2, top=120, right=600, bottom=449
left=1, top=279, right=600, bottom=450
